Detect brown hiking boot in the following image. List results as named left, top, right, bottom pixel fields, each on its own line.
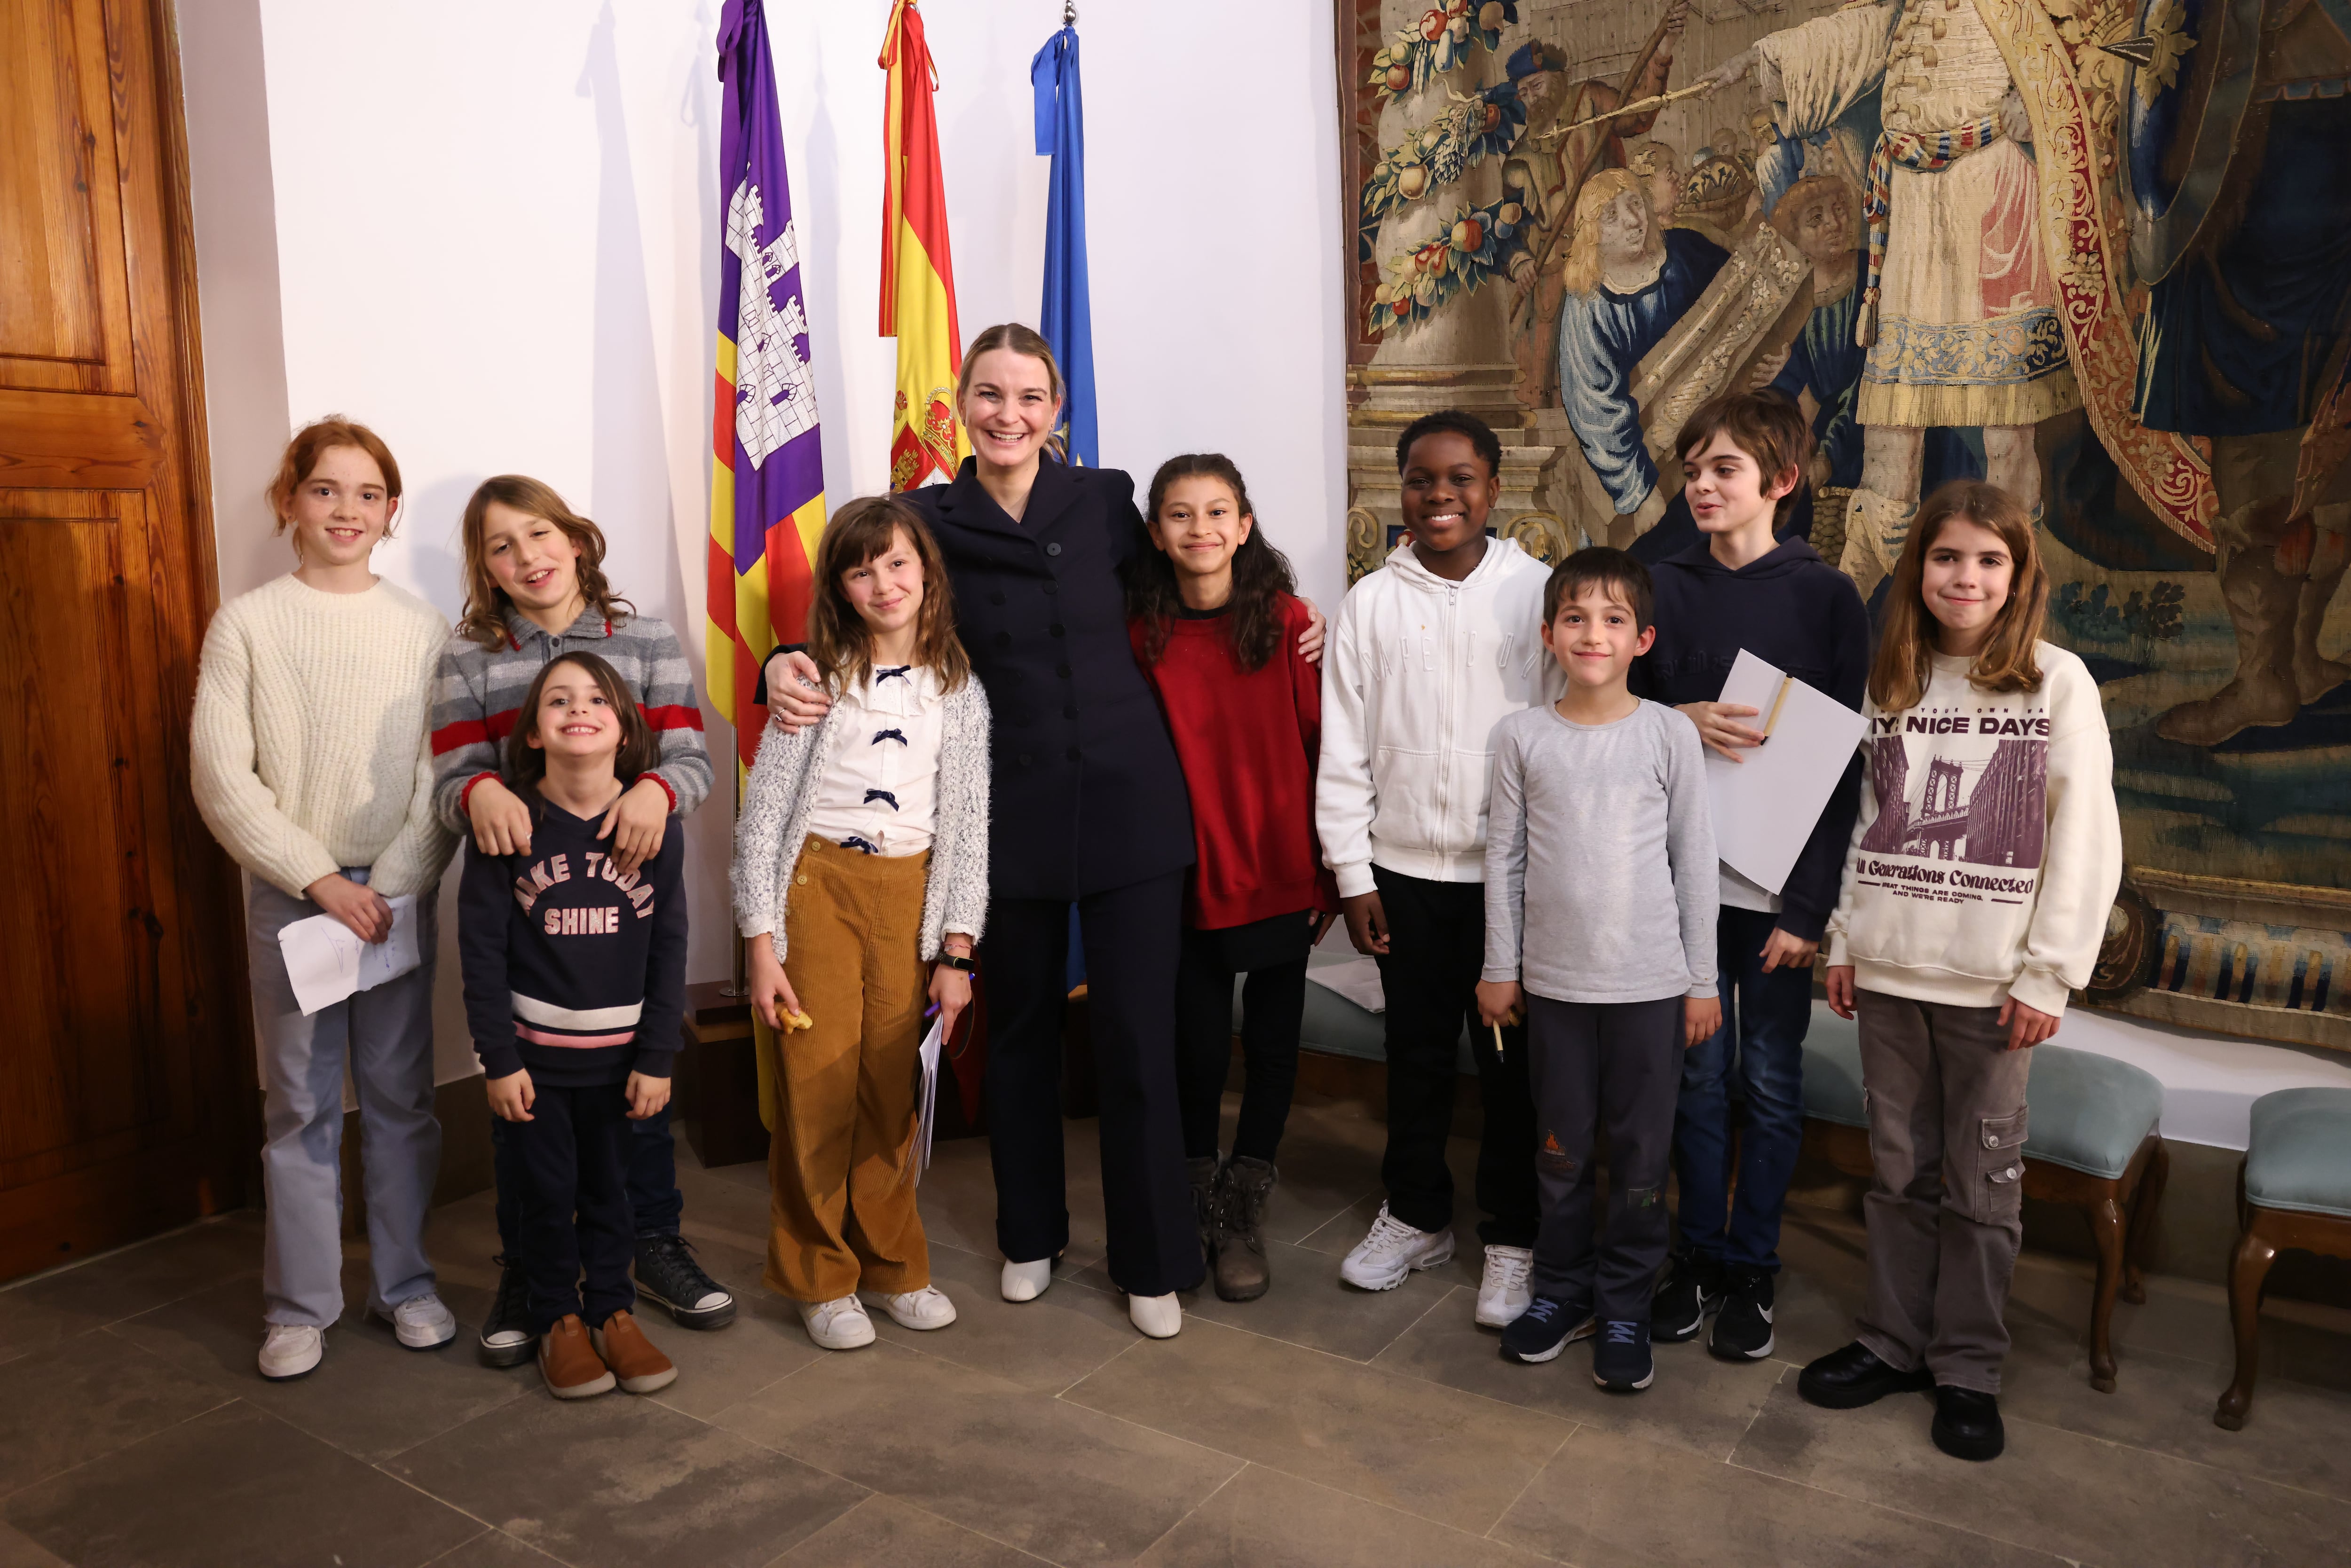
left=1214, top=1157, right=1278, bottom=1302
left=1187, top=1156, right=1220, bottom=1271
left=538, top=1314, right=615, bottom=1399
left=592, top=1309, right=678, bottom=1395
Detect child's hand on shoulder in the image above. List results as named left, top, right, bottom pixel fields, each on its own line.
left=600, top=776, right=671, bottom=875
left=486, top=1068, right=535, bottom=1122
left=625, top=1071, right=671, bottom=1119
left=467, top=775, right=535, bottom=857
left=1475, top=979, right=1523, bottom=1029
left=1683, top=994, right=1722, bottom=1048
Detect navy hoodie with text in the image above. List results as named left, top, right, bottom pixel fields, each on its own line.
left=458, top=798, right=688, bottom=1086
left=1629, top=535, right=1870, bottom=942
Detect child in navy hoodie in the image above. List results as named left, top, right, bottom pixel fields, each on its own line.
left=1630, top=391, right=1870, bottom=1362
left=460, top=650, right=688, bottom=1401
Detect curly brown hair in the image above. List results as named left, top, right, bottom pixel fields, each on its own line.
left=456, top=475, right=636, bottom=648
left=805, top=496, right=971, bottom=695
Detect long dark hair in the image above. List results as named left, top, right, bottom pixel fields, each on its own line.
left=805, top=495, right=971, bottom=696
left=1868, top=481, right=2048, bottom=712
left=503, top=651, right=660, bottom=810
left=1128, top=454, right=1296, bottom=671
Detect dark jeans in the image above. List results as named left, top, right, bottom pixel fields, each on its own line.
left=493, top=1097, right=681, bottom=1257
left=1673, top=905, right=1813, bottom=1274
left=505, top=1081, right=635, bottom=1334
left=1172, top=916, right=1311, bottom=1164
left=983, top=871, right=1205, bottom=1298
left=1527, top=994, right=1682, bottom=1323
left=1372, top=867, right=1538, bottom=1248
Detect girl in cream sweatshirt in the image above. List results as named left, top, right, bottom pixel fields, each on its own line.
left=190, top=418, right=456, bottom=1384
left=1801, top=481, right=2120, bottom=1465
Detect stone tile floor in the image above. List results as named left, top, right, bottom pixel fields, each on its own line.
left=3, top=1090, right=2348, bottom=1568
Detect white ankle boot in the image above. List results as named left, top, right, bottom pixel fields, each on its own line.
left=1128, top=1292, right=1182, bottom=1339
left=1000, top=1257, right=1053, bottom=1302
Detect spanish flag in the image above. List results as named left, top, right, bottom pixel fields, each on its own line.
left=879, top=0, right=966, bottom=491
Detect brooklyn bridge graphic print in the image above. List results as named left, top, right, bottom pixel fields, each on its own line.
left=1853, top=692, right=2052, bottom=909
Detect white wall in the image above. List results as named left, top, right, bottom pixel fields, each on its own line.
left=177, top=0, right=1347, bottom=1083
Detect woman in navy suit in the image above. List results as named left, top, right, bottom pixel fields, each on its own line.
left=764, top=323, right=1319, bottom=1337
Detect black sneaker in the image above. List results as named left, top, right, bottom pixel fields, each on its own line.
left=632, top=1233, right=737, bottom=1330
left=1650, top=1251, right=1724, bottom=1343
left=478, top=1254, right=534, bottom=1368
left=1499, top=1294, right=1596, bottom=1364
left=1592, top=1319, right=1655, bottom=1391
left=1709, top=1266, right=1775, bottom=1361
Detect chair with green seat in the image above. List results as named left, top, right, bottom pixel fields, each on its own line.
left=2216, top=1087, right=2351, bottom=1432
left=1799, top=1007, right=2169, bottom=1391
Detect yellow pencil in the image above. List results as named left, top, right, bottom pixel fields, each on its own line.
left=1492, top=1020, right=1506, bottom=1059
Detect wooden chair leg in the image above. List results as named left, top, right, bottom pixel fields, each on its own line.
left=2215, top=1220, right=2279, bottom=1431
left=2122, top=1138, right=2169, bottom=1306
left=2086, top=1190, right=2126, bottom=1393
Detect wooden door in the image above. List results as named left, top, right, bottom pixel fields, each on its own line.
left=0, top=0, right=252, bottom=1278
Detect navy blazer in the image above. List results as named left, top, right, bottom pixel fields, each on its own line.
left=903, top=457, right=1195, bottom=901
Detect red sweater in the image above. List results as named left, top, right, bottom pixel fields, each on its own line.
left=1130, top=594, right=1338, bottom=930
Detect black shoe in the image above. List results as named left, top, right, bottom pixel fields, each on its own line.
left=1797, top=1341, right=1936, bottom=1410
left=1709, top=1267, right=1776, bottom=1361
left=632, top=1233, right=737, bottom=1330
left=1931, top=1386, right=2004, bottom=1461
left=1499, top=1293, right=1596, bottom=1364
left=1651, top=1252, right=1724, bottom=1344
left=1592, top=1319, right=1655, bottom=1392
left=478, top=1254, right=535, bottom=1368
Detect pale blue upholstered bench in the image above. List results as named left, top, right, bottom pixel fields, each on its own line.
left=2217, top=1087, right=2351, bottom=1431
left=1800, top=1005, right=2170, bottom=1391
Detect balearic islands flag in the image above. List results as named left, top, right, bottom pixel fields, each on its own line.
left=879, top=0, right=966, bottom=491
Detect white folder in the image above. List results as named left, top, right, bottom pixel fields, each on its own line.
left=1703, top=650, right=1868, bottom=897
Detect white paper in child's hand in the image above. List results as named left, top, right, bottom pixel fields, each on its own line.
left=276, top=896, right=422, bottom=1016
left=1704, top=651, right=1868, bottom=896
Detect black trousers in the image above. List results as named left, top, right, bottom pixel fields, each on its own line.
left=983, top=871, right=1205, bottom=1298
left=490, top=1099, right=682, bottom=1259
left=1527, top=993, right=1683, bottom=1323
left=1172, top=915, right=1312, bottom=1165
left=1372, top=867, right=1538, bottom=1247
left=506, top=1080, right=636, bottom=1334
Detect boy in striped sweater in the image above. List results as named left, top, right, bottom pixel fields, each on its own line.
left=432, top=475, right=730, bottom=1364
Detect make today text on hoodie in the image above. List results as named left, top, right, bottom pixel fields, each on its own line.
left=1317, top=535, right=1563, bottom=898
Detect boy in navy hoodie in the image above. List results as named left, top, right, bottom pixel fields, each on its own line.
left=1631, top=391, right=1870, bottom=1361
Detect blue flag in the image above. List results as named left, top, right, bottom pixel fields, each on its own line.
left=1031, top=24, right=1096, bottom=469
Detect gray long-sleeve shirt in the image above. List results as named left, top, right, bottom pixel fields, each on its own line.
left=1482, top=699, right=1719, bottom=1004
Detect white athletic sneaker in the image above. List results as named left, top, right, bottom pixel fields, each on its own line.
left=1128, top=1292, right=1183, bottom=1339
left=1000, top=1257, right=1053, bottom=1302
left=861, top=1286, right=957, bottom=1331
left=1476, top=1245, right=1535, bottom=1327
left=1339, top=1203, right=1456, bottom=1291
left=797, top=1294, right=876, bottom=1350
left=375, top=1293, right=457, bottom=1349
left=258, top=1324, right=323, bottom=1380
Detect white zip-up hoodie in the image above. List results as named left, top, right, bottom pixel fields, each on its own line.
left=1318, top=536, right=1561, bottom=898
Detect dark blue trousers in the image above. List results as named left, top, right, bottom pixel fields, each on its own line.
left=493, top=1098, right=681, bottom=1258
left=505, top=1081, right=635, bottom=1334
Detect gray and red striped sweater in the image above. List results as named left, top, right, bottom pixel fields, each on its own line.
left=430, top=607, right=712, bottom=831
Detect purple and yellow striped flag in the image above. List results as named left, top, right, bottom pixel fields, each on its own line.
left=710, top=0, right=827, bottom=768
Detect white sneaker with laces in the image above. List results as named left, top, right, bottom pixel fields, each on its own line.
left=1476, top=1245, right=1535, bottom=1327
left=258, top=1324, right=323, bottom=1380
left=1339, top=1202, right=1456, bottom=1291
left=797, top=1294, right=876, bottom=1350
left=1000, top=1258, right=1053, bottom=1302
left=375, top=1293, right=457, bottom=1349
left=861, top=1286, right=957, bottom=1331
left=1128, top=1292, right=1183, bottom=1339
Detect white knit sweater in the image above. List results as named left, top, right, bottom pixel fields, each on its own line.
left=191, top=574, right=456, bottom=900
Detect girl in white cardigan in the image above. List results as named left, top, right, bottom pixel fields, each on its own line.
left=732, top=496, right=990, bottom=1352
left=189, top=418, right=457, bottom=1382
left=1799, top=481, right=2121, bottom=1463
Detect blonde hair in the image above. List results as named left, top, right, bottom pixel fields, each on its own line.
left=1561, top=170, right=1649, bottom=299
left=1769, top=173, right=1858, bottom=248
left=957, top=323, right=1069, bottom=463
left=455, top=475, right=636, bottom=648
left=1868, top=481, right=2050, bottom=712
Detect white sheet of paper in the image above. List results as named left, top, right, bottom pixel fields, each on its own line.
left=913, top=1015, right=945, bottom=1182
left=1704, top=650, right=1869, bottom=897
left=276, top=895, right=422, bottom=1016
left=1307, top=956, right=1386, bottom=1015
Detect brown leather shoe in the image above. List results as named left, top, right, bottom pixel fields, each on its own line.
left=538, top=1314, right=615, bottom=1399
left=592, top=1308, right=677, bottom=1395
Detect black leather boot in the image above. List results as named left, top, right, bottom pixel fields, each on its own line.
left=1797, top=1341, right=1935, bottom=1410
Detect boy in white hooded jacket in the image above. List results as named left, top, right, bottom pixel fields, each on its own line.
left=1318, top=411, right=1563, bottom=1327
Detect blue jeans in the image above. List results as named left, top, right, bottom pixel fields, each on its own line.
left=1672, top=906, right=1813, bottom=1274
left=494, top=1098, right=681, bottom=1257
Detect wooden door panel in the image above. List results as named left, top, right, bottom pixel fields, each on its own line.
left=0, top=0, right=136, bottom=394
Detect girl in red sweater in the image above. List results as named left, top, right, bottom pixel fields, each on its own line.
left=1128, top=454, right=1338, bottom=1302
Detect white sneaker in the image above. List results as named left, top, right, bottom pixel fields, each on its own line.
left=861, top=1286, right=957, bottom=1331
left=258, top=1324, right=323, bottom=1380
left=1000, top=1258, right=1053, bottom=1302
left=1476, top=1245, right=1535, bottom=1327
left=1128, top=1292, right=1183, bottom=1339
left=797, top=1294, right=876, bottom=1351
left=375, top=1293, right=457, bottom=1349
left=1339, top=1203, right=1456, bottom=1291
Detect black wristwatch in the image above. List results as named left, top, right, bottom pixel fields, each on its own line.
left=936, top=952, right=977, bottom=972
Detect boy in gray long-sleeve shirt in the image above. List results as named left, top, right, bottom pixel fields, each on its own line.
left=1477, top=548, right=1719, bottom=1390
